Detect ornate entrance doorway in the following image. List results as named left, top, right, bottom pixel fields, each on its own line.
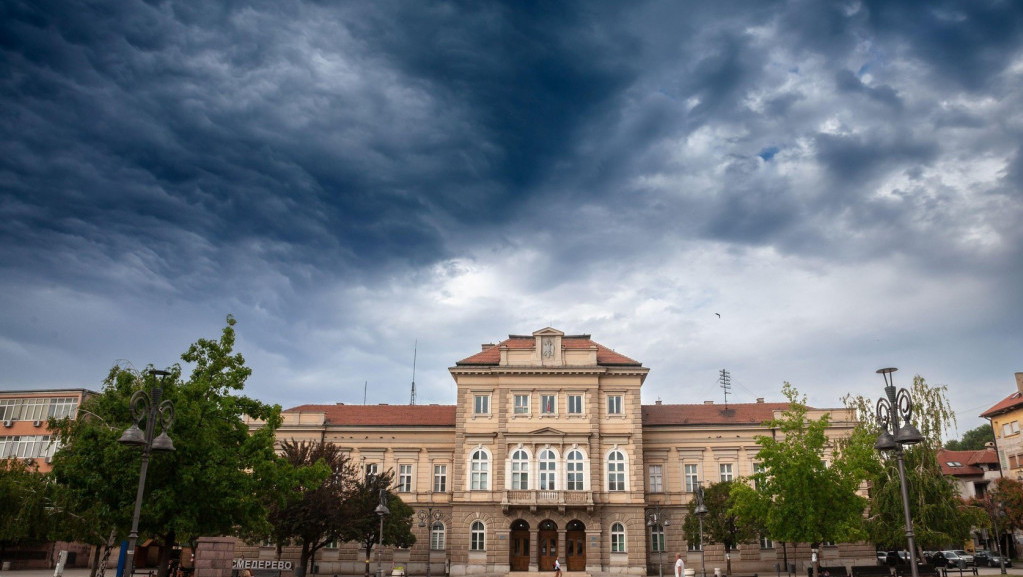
left=538, top=519, right=558, bottom=571
left=510, top=520, right=530, bottom=571
left=566, top=520, right=586, bottom=571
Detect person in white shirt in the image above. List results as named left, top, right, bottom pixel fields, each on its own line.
left=554, top=558, right=562, bottom=577
left=675, top=554, right=685, bottom=577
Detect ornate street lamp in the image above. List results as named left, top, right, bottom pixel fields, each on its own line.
left=647, top=504, right=671, bottom=577
left=118, top=369, right=175, bottom=577
left=418, top=505, right=445, bottom=577
left=695, top=485, right=709, bottom=577
left=873, top=367, right=923, bottom=577
left=375, top=487, right=390, bottom=577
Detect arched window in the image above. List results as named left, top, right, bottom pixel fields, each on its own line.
left=430, top=522, right=446, bottom=550
left=607, top=450, right=626, bottom=491
left=471, top=449, right=489, bottom=490
left=650, top=524, right=665, bottom=552
left=539, top=448, right=557, bottom=490
left=511, top=449, right=529, bottom=490
left=471, top=520, right=486, bottom=551
left=610, top=522, right=626, bottom=553
left=566, top=450, right=586, bottom=491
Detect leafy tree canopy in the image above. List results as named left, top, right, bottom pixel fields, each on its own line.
left=343, top=470, right=416, bottom=577
left=944, top=424, right=994, bottom=451
left=0, top=457, right=50, bottom=553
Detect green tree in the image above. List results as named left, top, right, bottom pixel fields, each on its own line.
left=0, top=457, right=50, bottom=567
left=681, top=481, right=756, bottom=575
left=943, top=424, right=994, bottom=451
left=343, top=471, right=416, bottom=577
left=269, top=440, right=357, bottom=577
left=50, top=316, right=284, bottom=577
left=734, top=383, right=869, bottom=577
left=842, top=375, right=983, bottom=553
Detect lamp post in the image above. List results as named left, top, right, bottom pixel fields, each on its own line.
left=647, top=504, right=671, bottom=577
left=695, top=485, right=709, bottom=577
left=118, top=369, right=175, bottom=577
left=990, top=498, right=1006, bottom=575
left=873, top=367, right=923, bottom=577
left=418, top=504, right=444, bottom=577
left=375, top=487, right=390, bottom=577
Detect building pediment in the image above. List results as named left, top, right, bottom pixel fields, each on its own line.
left=527, top=426, right=568, bottom=436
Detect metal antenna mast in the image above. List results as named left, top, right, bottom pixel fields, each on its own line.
left=410, top=340, right=418, bottom=405
left=719, top=369, right=732, bottom=409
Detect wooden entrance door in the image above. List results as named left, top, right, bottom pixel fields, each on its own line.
left=538, top=520, right=558, bottom=572
left=510, top=520, right=530, bottom=571
left=566, top=520, right=586, bottom=571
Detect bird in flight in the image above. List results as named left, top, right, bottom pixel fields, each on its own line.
left=715, top=313, right=721, bottom=318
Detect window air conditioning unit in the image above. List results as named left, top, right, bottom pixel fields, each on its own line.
left=2, top=420, right=12, bottom=428
left=33, top=420, right=43, bottom=427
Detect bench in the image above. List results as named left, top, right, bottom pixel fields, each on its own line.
left=851, top=565, right=893, bottom=577
left=806, top=567, right=849, bottom=577
left=937, top=566, right=977, bottom=577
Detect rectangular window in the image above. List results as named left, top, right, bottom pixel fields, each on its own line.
left=607, top=395, right=622, bottom=415
left=433, top=464, right=447, bottom=493
left=474, top=395, right=490, bottom=415
left=759, top=535, right=773, bottom=549
left=365, top=463, right=378, bottom=480
left=398, top=464, right=412, bottom=493
left=47, top=397, right=78, bottom=419
left=752, top=462, right=765, bottom=490
left=22, top=399, right=48, bottom=421
left=0, top=435, right=50, bottom=459
left=649, top=465, right=663, bottom=493
left=567, top=394, right=583, bottom=414
left=688, top=540, right=702, bottom=552
left=325, top=539, right=339, bottom=550
left=541, top=395, right=556, bottom=415
left=685, top=464, right=699, bottom=492
left=1004, top=421, right=1020, bottom=436
left=719, top=463, right=733, bottom=482
left=514, top=394, right=530, bottom=414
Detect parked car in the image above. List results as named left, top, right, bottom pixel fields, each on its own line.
left=953, top=550, right=974, bottom=566
left=877, top=551, right=888, bottom=565
left=974, top=550, right=1012, bottom=568
left=922, top=551, right=936, bottom=564
left=931, top=551, right=961, bottom=568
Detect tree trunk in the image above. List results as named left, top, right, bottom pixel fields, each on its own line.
left=157, top=531, right=175, bottom=577
left=95, top=529, right=118, bottom=577
left=364, top=544, right=373, bottom=577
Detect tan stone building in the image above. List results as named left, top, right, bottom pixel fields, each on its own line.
left=247, top=328, right=871, bottom=576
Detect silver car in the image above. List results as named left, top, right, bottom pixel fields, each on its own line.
left=952, top=550, right=974, bottom=566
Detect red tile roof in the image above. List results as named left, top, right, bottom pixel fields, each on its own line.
left=285, top=404, right=457, bottom=426
left=980, top=391, right=1023, bottom=418
left=455, top=335, right=641, bottom=366
left=642, top=402, right=793, bottom=425
left=936, top=448, right=998, bottom=476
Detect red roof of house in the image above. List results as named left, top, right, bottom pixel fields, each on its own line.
left=936, top=448, right=998, bottom=476
left=642, top=402, right=792, bottom=425
left=981, top=391, right=1023, bottom=418
left=285, top=404, right=457, bottom=426
left=455, top=334, right=641, bottom=366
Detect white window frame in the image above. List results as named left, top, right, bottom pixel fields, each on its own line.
left=649, top=464, right=663, bottom=493
left=514, top=394, right=530, bottom=415
left=566, top=449, right=587, bottom=491
left=610, top=522, right=626, bottom=553
left=474, top=394, right=490, bottom=415
left=684, top=463, right=699, bottom=493
left=719, top=463, right=733, bottom=482
left=430, top=522, right=446, bottom=550
left=511, top=449, right=530, bottom=490
left=759, top=535, right=773, bottom=549
left=607, top=394, right=623, bottom=415
left=567, top=394, right=584, bottom=415
left=470, top=448, right=490, bottom=490
left=540, top=394, right=557, bottom=415
left=470, top=520, right=486, bottom=551
left=398, top=464, right=413, bottom=493
left=539, top=448, right=557, bottom=490
left=607, top=449, right=627, bottom=491
left=433, top=464, right=447, bottom=493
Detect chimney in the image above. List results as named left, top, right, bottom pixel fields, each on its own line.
left=756, top=397, right=765, bottom=404
left=655, top=400, right=662, bottom=405
left=704, top=400, right=714, bottom=405
left=1016, top=372, right=1023, bottom=394
left=482, top=343, right=495, bottom=351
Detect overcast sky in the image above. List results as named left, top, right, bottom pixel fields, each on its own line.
left=2, top=0, right=1021, bottom=437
